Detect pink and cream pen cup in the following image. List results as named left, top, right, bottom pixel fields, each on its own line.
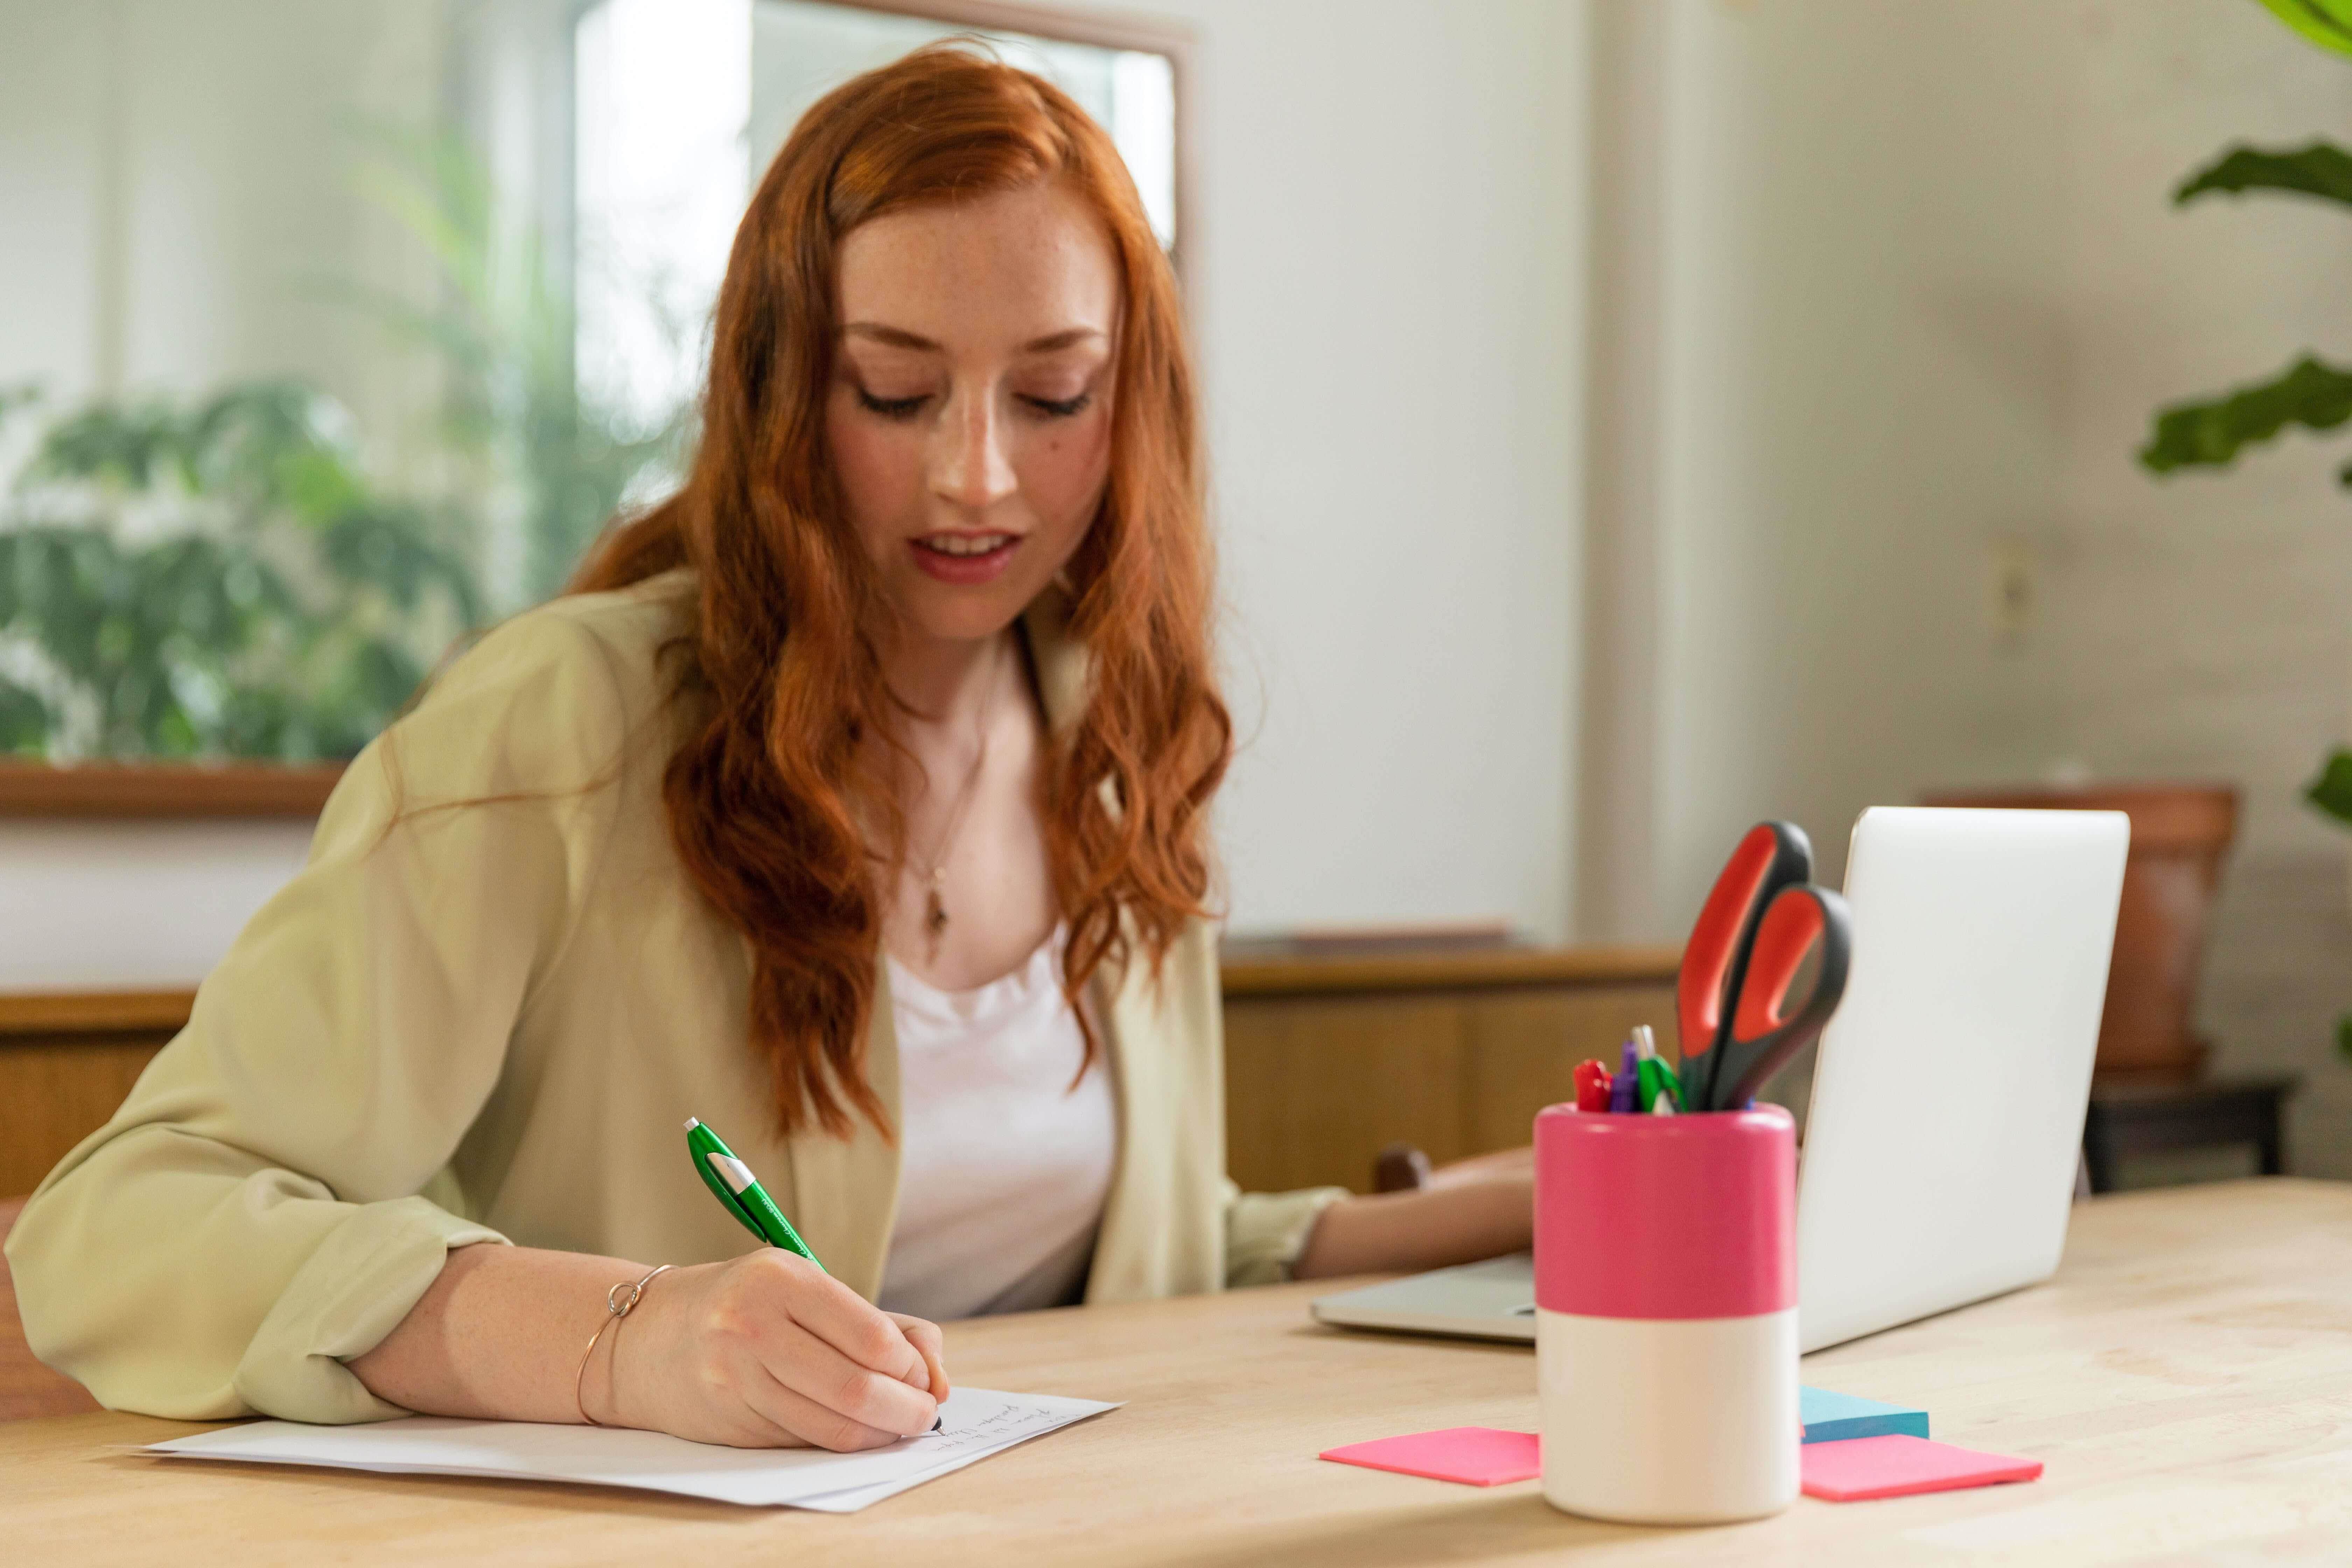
left=1534, top=1101, right=1799, bottom=1525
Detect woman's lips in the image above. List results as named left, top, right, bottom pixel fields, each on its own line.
left=910, top=532, right=1021, bottom=585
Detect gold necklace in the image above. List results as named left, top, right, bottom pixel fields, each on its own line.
left=908, top=645, right=1009, bottom=950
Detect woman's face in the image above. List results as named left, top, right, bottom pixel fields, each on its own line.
left=827, top=181, right=1121, bottom=649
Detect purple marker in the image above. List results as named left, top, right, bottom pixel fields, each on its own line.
left=1609, top=1037, right=1639, bottom=1113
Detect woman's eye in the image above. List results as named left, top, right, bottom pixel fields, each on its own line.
left=856, top=387, right=930, bottom=420
left=1019, top=391, right=1093, bottom=420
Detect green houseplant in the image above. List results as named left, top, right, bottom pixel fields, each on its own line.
left=0, top=379, right=478, bottom=762
left=0, top=125, right=690, bottom=765
left=2138, top=0, right=2352, bottom=1054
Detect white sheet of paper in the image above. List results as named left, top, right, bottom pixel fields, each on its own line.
left=146, top=1387, right=1115, bottom=1510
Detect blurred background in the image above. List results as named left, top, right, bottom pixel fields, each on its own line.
left=2, top=0, right=2350, bottom=1197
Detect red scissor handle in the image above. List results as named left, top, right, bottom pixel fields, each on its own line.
left=1677, top=821, right=1813, bottom=1095
left=1716, top=884, right=1853, bottom=1108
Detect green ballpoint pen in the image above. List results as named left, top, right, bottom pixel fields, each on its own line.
left=685, top=1117, right=826, bottom=1272
left=686, top=1117, right=943, bottom=1432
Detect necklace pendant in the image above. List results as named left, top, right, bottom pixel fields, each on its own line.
left=925, top=887, right=948, bottom=938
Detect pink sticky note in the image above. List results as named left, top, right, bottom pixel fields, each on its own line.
left=1318, top=1427, right=1541, bottom=1487
left=1801, top=1434, right=2042, bottom=1502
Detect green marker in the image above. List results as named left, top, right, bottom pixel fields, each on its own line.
left=685, top=1117, right=825, bottom=1272
left=1636, top=1055, right=1682, bottom=1113
left=1631, top=1025, right=1681, bottom=1113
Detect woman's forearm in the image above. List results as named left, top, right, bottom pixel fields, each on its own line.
left=1290, top=1175, right=1534, bottom=1280
left=349, top=1243, right=642, bottom=1422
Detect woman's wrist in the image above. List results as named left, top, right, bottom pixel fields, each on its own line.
left=349, top=1244, right=664, bottom=1424
left=576, top=1263, right=678, bottom=1427
left=1291, top=1170, right=1535, bottom=1280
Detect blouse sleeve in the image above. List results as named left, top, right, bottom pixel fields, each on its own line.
left=1222, top=1181, right=1349, bottom=1288
left=3, top=611, right=636, bottom=1424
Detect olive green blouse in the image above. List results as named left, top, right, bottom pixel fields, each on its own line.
left=6, top=569, right=1343, bottom=1423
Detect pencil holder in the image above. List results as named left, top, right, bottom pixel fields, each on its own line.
left=1534, top=1102, right=1798, bottom=1525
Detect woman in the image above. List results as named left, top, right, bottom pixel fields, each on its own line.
left=8, top=46, right=1532, bottom=1451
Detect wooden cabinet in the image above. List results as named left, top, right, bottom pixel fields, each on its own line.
left=1220, top=946, right=1680, bottom=1194
left=0, top=994, right=187, bottom=1197
left=0, top=946, right=1682, bottom=1199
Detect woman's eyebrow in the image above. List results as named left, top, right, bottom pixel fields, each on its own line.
left=838, top=323, right=1107, bottom=354
left=841, top=322, right=940, bottom=351
left=1018, top=327, right=1107, bottom=354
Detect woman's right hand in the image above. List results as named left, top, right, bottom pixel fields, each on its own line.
left=597, top=1249, right=949, bottom=1450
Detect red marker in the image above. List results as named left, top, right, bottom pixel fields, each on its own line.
left=1573, top=1058, right=1613, bottom=1113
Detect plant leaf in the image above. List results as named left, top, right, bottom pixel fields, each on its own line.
left=2141, top=355, right=2352, bottom=474
left=0, top=676, right=49, bottom=754
left=2176, top=140, right=2352, bottom=209
left=2306, top=748, right=2352, bottom=826
left=2258, top=0, right=2352, bottom=59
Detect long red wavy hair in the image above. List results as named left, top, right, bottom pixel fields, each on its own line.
left=573, top=44, right=1229, bottom=1140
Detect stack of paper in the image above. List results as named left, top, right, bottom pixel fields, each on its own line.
left=148, top=1387, right=1116, bottom=1512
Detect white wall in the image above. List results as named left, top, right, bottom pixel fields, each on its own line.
left=1071, top=0, right=1590, bottom=942
left=0, top=821, right=315, bottom=990
left=1579, top=0, right=2352, bottom=1170
left=1579, top=0, right=2076, bottom=938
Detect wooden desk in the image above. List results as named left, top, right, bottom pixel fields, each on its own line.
left=7, top=1179, right=2352, bottom=1564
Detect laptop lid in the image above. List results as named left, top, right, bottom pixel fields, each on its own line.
left=1796, top=806, right=2127, bottom=1352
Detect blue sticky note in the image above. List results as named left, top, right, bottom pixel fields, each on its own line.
left=1800, top=1386, right=1930, bottom=1445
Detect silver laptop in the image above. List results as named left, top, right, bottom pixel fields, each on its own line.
left=1311, top=807, right=2128, bottom=1352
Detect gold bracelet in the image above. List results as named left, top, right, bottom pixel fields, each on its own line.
left=574, top=1264, right=673, bottom=1427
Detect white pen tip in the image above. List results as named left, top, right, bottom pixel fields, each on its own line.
left=683, top=1117, right=701, bottom=1131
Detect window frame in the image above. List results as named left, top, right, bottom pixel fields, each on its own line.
left=0, top=762, right=344, bottom=819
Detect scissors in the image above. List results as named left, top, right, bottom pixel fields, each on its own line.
left=1675, top=821, right=1854, bottom=1113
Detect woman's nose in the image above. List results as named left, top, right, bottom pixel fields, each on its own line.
left=930, top=386, right=1018, bottom=512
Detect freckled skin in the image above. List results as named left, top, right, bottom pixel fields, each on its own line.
left=825, top=182, right=1121, bottom=649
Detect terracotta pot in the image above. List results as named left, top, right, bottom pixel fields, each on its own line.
left=1918, top=784, right=2239, bottom=1086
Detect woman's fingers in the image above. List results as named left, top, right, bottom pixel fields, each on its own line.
left=889, top=1312, right=950, bottom=1403
left=609, top=1253, right=948, bottom=1450
left=755, top=1315, right=939, bottom=1440
left=767, top=1255, right=932, bottom=1387
left=731, top=1356, right=909, bottom=1452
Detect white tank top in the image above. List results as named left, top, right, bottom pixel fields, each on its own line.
left=876, top=926, right=1116, bottom=1321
